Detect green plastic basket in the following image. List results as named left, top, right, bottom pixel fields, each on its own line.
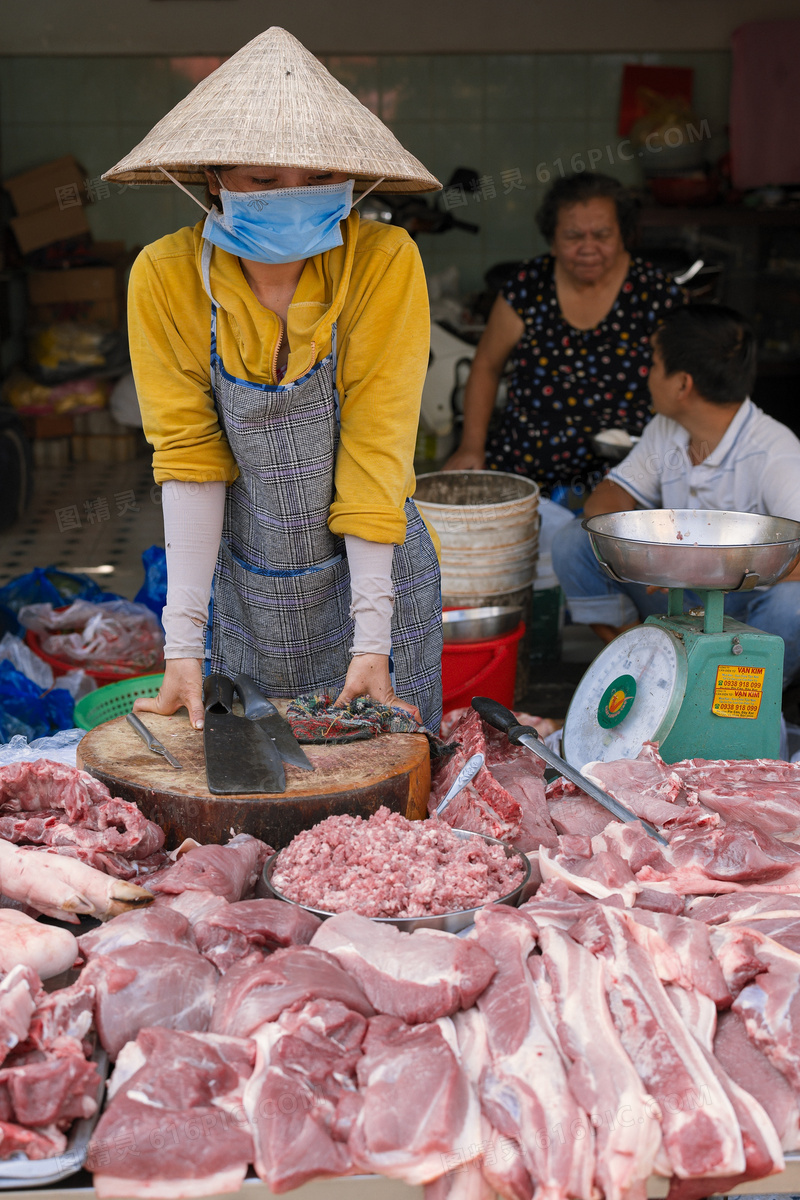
left=74, top=674, right=164, bottom=731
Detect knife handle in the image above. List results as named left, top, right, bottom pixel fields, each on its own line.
left=204, top=673, right=234, bottom=715
left=126, top=711, right=158, bottom=750
left=471, top=696, right=531, bottom=745
left=234, top=673, right=277, bottom=720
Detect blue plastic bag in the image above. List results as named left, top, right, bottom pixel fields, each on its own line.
left=134, top=545, right=167, bottom=626
left=0, top=566, right=114, bottom=615
left=0, top=660, right=74, bottom=743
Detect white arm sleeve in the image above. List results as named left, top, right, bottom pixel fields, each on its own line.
left=344, top=534, right=395, bottom=656
left=161, top=480, right=226, bottom=659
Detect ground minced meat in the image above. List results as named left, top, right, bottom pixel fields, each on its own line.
left=270, top=806, right=525, bottom=918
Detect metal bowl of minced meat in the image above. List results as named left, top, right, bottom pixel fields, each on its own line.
left=260, top=829, right=532, bottom=935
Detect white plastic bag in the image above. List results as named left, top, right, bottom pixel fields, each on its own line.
left=0, top=632, right=53, bottom=690
left=17, top=599, right=164, bottom=671
left=0, top=728, right=85, bottom=768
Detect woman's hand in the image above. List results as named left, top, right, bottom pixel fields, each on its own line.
left=134, top=658, right=206, bottom=730
left=334, top=653, right=422, bottom=723
left=442, top=444, right=485, bottom=471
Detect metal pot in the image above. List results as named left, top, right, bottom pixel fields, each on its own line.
left=442, top=605, right=523, bottom=643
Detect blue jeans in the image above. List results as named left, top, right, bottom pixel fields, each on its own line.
left=552, top=521, right=800, bottom=687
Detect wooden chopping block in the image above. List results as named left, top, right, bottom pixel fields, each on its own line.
left=77, top=708, right=431, bottom=851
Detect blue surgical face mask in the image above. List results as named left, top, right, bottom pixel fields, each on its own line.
left=201, top=178, right=355, bottom=264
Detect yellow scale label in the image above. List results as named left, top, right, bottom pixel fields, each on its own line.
left=712, top=664, right=765, bottom=720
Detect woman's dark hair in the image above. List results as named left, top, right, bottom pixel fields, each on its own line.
left=536, top=172, right=639, bottom=250
left=653, top=303, right=757, bottom=406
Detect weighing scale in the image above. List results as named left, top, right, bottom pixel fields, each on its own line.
left=563, top=510, right=800, bottom=770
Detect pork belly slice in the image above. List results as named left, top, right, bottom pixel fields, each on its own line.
left=671, top=756, right=800, bottom=839
left=311, top=911, right=495, bottom=1024
left=620, top=910, right=731, bottom=1006
left=452, top=1007, right=534, bottom=1200
left=89, top=1028, right=255, bottom=1200
left=730, top=931, right=800, bottom=1093
left=536, top=924, right=662, bottom=1200
left=349, top=1012, right=482, bottom=1186
left=84, top=942, right=218, bottom=1060
left=210, top=945, right=374, bottom=1039
left=689, top=892, right=800, bottom=923
left=78, top=905, right=192, bottom=960
left=193, top=898, right=321, bottom=973
left=714, top=1009, right=800, bottom=1152
left=572, top=906, right=745, bottom=1180
left=581, top=756, right=710, bottom=831
left=472, top=906, right=595, bottom=1200
left=149, top=834, right=273, bottom=903
left=244, top=1000, right=366, bottom=1193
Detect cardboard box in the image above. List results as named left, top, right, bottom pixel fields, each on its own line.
left=29, top=299, right=119, bottom=327
left=28, top=266, right=116, bottom=306
left=4, top=156, right=87, bottom=216
left=21, top=413, right=74, bottom=440
left=10, top=205, right=91, bottom=255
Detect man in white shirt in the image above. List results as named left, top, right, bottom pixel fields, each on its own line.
left=552, top=303, right=800, bottom=685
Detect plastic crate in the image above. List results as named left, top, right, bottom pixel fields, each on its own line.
left=74, top=674, right=164, bottom=731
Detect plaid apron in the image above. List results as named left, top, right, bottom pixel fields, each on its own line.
left=201, top=241, right=443, bottom=730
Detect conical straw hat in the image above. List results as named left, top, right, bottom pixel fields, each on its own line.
left=103, top=27, right=440, bottom=193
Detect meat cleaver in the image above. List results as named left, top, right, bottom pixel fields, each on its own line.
left=234, top=673, right=315, bottom=772
left=203, top=673, right=286, bottom=794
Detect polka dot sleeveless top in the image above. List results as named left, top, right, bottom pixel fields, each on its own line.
left=485, top=254, right=682, bottom=490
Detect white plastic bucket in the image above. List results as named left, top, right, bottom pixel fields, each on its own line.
left=415, top=471, right=540, bottom=604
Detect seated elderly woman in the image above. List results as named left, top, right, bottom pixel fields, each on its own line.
left=444, top=171, right=683, bottom=491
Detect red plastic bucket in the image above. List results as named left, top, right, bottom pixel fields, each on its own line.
left=441, top=621, right=525, bottom=715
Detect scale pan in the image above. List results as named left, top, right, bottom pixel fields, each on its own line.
left=583, top=509, right=800, bottom=591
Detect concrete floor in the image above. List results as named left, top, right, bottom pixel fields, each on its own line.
left=0, top=457, right=165, bottom=600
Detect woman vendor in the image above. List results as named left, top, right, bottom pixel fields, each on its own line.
left=444, top=172, right=683, bottom=491
left=103, top=27, right=444, bottom=731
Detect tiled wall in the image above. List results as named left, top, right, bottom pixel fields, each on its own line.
left=1, top=51, right=730, bottom=291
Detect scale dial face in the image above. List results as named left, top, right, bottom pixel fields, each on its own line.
left=564, top=625, right=682, bottom=769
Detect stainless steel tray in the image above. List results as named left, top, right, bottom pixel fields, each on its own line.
left=0, top=1042, right=108, bottom=1188
left=260, top=829, right=532, bottom=933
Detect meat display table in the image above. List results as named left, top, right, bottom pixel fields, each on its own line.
left=76, top=708, right=430, bottom=850
left=6, top=1163, right=800, bottom=1200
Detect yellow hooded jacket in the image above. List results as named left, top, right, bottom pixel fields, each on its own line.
left=127, top=210, right=432, bottom=547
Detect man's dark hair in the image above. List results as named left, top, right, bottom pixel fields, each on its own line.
left=653, top=303, right=757, bottom=406
left=535, top=172, right=639, bottom=250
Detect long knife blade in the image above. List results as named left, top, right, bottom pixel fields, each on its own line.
left=203, top=674, right=286, bottom=794
left=471, top=696, right=668, bottom=846
left=126, top=712, right=183, bottom=770
left=234, top=674, right=315, bottom=772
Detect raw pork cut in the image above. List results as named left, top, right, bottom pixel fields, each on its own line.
left=0, top=910, right=77, bottom=979
left=539, top=833, right=641, bottom=906
left=621, top=910, right=731, bottom=1006
left=429, top=709, right=556, bottom=849
left=244, top=999, right=366, bottom=1193
left=149, top=833, right=272, bottom=903
left=715, top=1009, right=800, bottom=1151
left=452, top=1006, right=534, bottom=1200
left=0, top=965, right=39, bottom=1065
left=89, top=1027, right=255, bottom=1199
left=546, top=777, right=612, bottom=838
left=571, top=906, right=745, bottom=1179
left=84, top=942, right=218, bottom=1059
left=192, top=898, right=320, bottom=973
left=731, top=933, right=800, bottom=1091
left=671, top=756, right=800, bottom=839
left=349, top=1013, right=482, bottom=1185
left=472, top=906, right=594, bottom=1200
left=78, top=905, right=192, bottom=960
left=210, top=945, right=374, bottom=1039
left=581, top=756, right=710, bottom=831
left=0, top=761, right=166, bottom=876
left=311, top=911, right=495, bottom=1023
left=0, top=1121, right=66, bottom=1160
left=0, top=840, right=153, bottom=922
left=0, top=1045, right=100, bottom=1127
left=536, top=923, right=662, bottom=1200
